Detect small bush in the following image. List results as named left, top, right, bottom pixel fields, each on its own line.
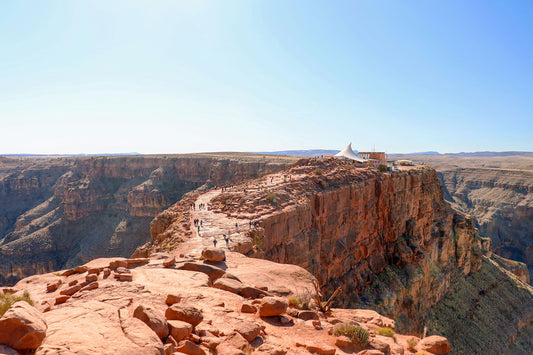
left=332, top=323, right=369, bottom=347
left=314, top=168, right=323, bottom=175
left=415, top=351, right=432, bottom=355
left=253, top=235, right=263, bottom=250
left=0, top=290, right=34, bottom=317
left=378, top=164, right=388, bottom=172
left=288, top=289, right=312, bottom=310
left=407, top=338, right=418, bottom=351
left=266, top=193, right=278, bottom=205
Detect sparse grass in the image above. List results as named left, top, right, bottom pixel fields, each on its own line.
left=332, top=323, right=369, bottom=347
left=407, top=337, right=418, bottom=352
left=288, top=289, right=312, bottom=310
left=314, top=168, right=323, bottom=175
left=415, top=351, right=431, bottom=355
left=252, top=234, right=263, bottom=250
left=0, top=290, right=34, bottom=317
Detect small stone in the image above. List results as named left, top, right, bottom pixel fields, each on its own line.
left=175, top=340, right=206, bottom=355
left=312, top=320, right=322, bottom=329
left=109, top=260, right=128, bottom=269
left=234, top=320, right=261, bottom=342
left=85, top=274, right=98, bottom=283
left=240, top=302, right=257, bottom=314
left=166, top=294, right=181, bottom=305
left=68, top=280, right=78, bottom=287
left=117, top=273, right=133, bottom=281
left=74, top=265, right=88, bottom=274
left=103, top=268, right=111, bottom=277
left=116, top=266, right=130, bottom=274
left=46, top=280, right=62, bottom=292
left=55, top=295, right=70, bottom=305
left=417, top=335, right=451, bottom=354
left=60, top=269, right=75, bottom=277
left=87, top=267, right=101, bottom=275
left=239, top=286, right=269, bottom=299
left=59, top=284, right=82, bottom=296
left=298, top=310, right=319, bottom=321
left=335, top=335, right=352, bottom=348
left=126, top=258, right=150, bottom=266
left=78, top=282, right=98, bottom=293
left=163, top=256, right=176, bottom=267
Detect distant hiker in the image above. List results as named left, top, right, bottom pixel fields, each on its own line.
left=235, top=223, right=238, bottom=230
left=213, top=238, right=217, bottom=247
left=200, top=220, right=203, bottom=227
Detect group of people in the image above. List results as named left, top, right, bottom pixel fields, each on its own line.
left=213, top=234, right=232, bottom=249
left=193, top=219, right=202, bottom=228
left=195, top=203, right=207, bottom=210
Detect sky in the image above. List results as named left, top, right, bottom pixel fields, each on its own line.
left=1, top=0, right=532, bottom=154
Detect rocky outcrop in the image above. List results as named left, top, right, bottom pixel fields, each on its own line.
left=0, top=154, right=293, bottom=285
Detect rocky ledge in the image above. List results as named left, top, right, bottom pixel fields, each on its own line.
left=1, top=247, right=450, bottom=354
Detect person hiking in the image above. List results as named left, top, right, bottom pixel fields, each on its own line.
left=213, top=238, right=217, bottom=247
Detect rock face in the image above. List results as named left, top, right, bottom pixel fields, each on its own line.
left=0, top=154, right=293, bottom=285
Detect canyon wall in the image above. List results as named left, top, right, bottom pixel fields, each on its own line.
left=0, top=154, right=293, bottom=285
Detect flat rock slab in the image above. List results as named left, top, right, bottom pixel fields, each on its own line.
left=177, top=262, right=225, bottom=282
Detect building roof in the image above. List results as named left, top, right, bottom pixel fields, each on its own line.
left=334, top=143, right=367, bottom=162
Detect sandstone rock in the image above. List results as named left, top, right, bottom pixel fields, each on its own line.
left=78, top=282, right=98, bottom=293
left=296, top=341, right=336, bottom=355
left=178, top=262, right=225, bottom=283
left=356, top=350, right=385, bottom=355
left=67, top=280, right=78, bottom=287
left=116, top=273, right=133, bottom=281
left=127, top=258, right=150, bottom=266
left=216, top=332, right=248, bottom=355
left=166, top=294, right=181, bottom=305
left=87, top=267, right=101, bottom=275
left=120, top=316, right=165, bottom=355
left=417, top=335, right=451, bottom=354
left=46, top=280, right=62, bottom=292
left=0, top=345, right=18, bottom=354
left=0, top=301, right=47, bottom=350
left=369, top=336, right=391, bottom=354
left=165, top=305, right=203, bottom=327
left=335, top=335, right=352, bottom=348
left=201, top=248, right=226, bottom=262
left=60, top=269, right=75, bottom=277
left=240, top=301, right=257, bottom=313
left=163, top=256, right=176, bottom=267
left=234, top=320, right=261, bottom=342
left=54, top=295, right=70, bottom=305
left=59, top=284, right=81, bottom=296
left=109, top=260, right=128, bottom=269
left=201, top=336, right=222, bottom=350
left=133, top=304, right=169, bottom=339
left=298, top=310, right=319, bottom=320
left=164, top=342, right=175, bottom=355
left=239, top=286, right=269, bottom=299
left=213, top=278, right=244, bottom=294
left=85, top=274, right=98, bottom=283
left=116, top=266, right=130, bottom=274
left=259, top=296, right=287, bottom=317
left=168, top=320, right=192, bottom=341
left=175, top=340, right=206, bottom=355
left=74, top=265, right=88, bottom=274
left=103, top=268, right=111, bottom=277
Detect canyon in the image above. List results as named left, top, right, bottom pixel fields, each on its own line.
left=2, top=153, right=533, bottom=354
left=0, top=154, right=294, bottom=285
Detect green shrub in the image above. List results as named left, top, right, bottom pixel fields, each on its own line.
left=0, top=290, right=33, bottom=317
left=332, top=323, right=369, bottom=347
left=253, top=235, right=263, bottom=250
left=378, top=164, right=388, bottom=172
left=314, top=168, right=323, bottom=175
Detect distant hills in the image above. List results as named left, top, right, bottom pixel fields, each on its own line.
left=255, top=149, right=341, bottom=157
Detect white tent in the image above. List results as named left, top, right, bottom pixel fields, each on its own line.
left=334, top=143, right=367, bottom=162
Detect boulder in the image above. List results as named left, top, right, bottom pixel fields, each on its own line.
left=167, top=320, right=192, bottom=341
left=201, top=248, right=225, bottom=262
left=417, top=335, right=451, bottom=354
left=258, top=297, right=287, bottom=317
left=296, top=341, right=336, bottom=355
left=87, top=267, right=101, bottom=275
left=68, top=280, right=78, bottom=287
left=117, top=273, right=133, bottom=281
left=60, top=269, right=75, bottom=277
left=74, top=265, right=88, bottom=274
left=234, top=320, right=261, bottom=342
left=133, top=304, right=169, bottom=339
left=369, top=336, right=391, bottom=354
left=216, top=332, right=248, bottom=355
left=165, top=305, right=203, bottom=327
left=78, top=282, right=99, bottom=293
left=126, top=258, right=150, bottom=267
left=213, top=278, right=244, bottom=295
left=0, top=301, right=47, bottom=350
left=120, top=316, right=165, bottom=354
left=109, top=260, right=128, bottom=269
left=298, top=310, right=319, bottom=321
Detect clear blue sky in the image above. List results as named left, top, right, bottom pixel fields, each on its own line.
left=1, top=0, right=532, bottom=154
